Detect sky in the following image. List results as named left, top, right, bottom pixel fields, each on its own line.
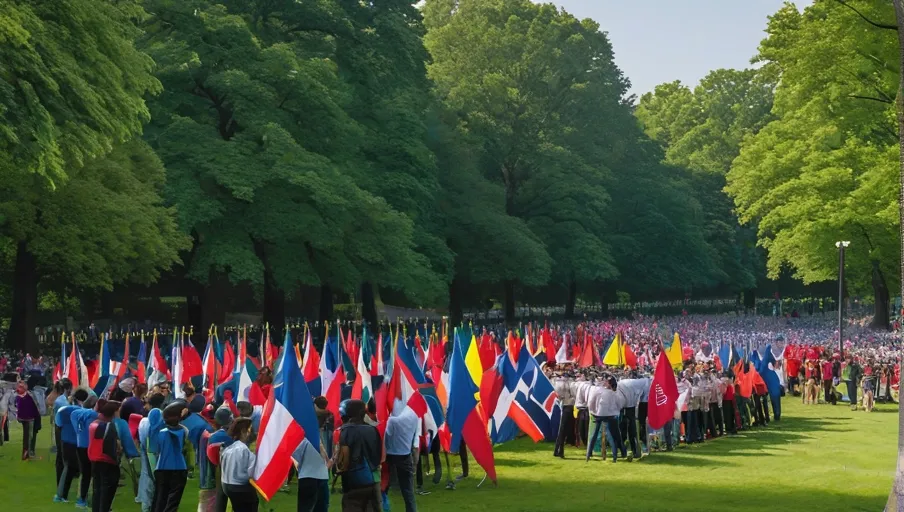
left=553, top=0, right=805, bottom=98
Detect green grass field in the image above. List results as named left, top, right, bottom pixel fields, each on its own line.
left=2, top=398, right=897, bottom=512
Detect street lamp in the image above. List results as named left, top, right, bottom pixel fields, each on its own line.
left=835, top=241, right=850, bottom=357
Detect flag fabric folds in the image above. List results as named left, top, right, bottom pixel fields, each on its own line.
left=648, top=353, right=679, bottom=430
left=251, top=335, right=319, bottom=501
left=664, top=333, right=683, bottom=369
left=446, top=330, right=496, bottom=483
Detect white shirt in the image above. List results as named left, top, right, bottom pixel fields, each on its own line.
left=292, top=438, right=329, bottom=480
left=220, top=440, right=256, bottom=485
left=588, top=385, right=621, bottom=417
left=385, top=406, right=419, bottom=456
left=574, top=381, right=591, bottom=408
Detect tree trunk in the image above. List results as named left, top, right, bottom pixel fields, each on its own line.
left=871, top=260, right=891, bottom=331
left=187, top=271, right=228, bottom=347
left=743, top=289, right=756, bottom=312
left=448, top=276, right=463, bottom=327
left=564, top=279, right=577, bottom=319
left=361, top=281, right=378, bottom=329
left=7, top=240, right=38, bottom=353
left=318, top=284, right=334, bottom=323
left=888, top=3, right=904, bottom=510
left=503, top=280, right=515, bottom=327
left=262, top=269, right=286, bottom=343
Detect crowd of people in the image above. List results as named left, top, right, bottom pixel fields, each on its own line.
left=0, top=313, right=899, bottom=512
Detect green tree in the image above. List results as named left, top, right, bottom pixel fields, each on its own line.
left=0, top=140, right=189, bottom=351
left=142, top=0, right=441, bottom=336
left=0, top=0, right=159, bottom=185
left=636, top=68, right=775, bottom=298
left=0, top=1, right=180, bottom=351
left=726, top=1, right=900, bottom=328
left=425, top=0, right=627, bottom=322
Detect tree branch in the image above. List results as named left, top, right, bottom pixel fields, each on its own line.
left=847, top=94, right=894, bottom=104
left=834, top=0, right=898, bottom=30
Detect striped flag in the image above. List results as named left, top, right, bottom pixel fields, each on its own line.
left=251, top=333, right=318, bottom=500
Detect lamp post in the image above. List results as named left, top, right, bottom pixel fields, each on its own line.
left=835, top=241, right=850, bottom=358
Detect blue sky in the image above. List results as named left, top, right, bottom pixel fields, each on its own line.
left=553, top=0, right=806, bottom=97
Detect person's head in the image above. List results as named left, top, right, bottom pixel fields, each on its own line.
left=157, top=382, right=171, bottom=396
left=215, top=406, right=235, bottom=429
left=228, top=417, right=253, bottom=443
left=134, top=383, right=148, bottom=399
left=72, top=388, right=89, bottom=405
left=83, top=395, right=98, bottom=410
left=313, top=396, right=328, bottom=410
left=97, top=399, right=122, bottom=420
left=345, top=399, right=367, bottom=424
left=147, top=392, right=166, bottom=410
left=181, top=382, right=195, bottom=398
left=119, top=377, right=136, bottom=396
left=109, top=387, right=130, bottom=402
left=163, top=402, right=186, bottom=427
left=59, top=378, right=73, bottom=396
left=236, top=401, right=253, bottom=418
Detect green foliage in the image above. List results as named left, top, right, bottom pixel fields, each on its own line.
left=636, top=68, right=774, bottom=292
left=725, top=1, right=900, bottom=297
left=142, top=0, right=447, bottom=306
left=425, top=0, right=627, bottom=291
left=0, top=139, right=189, bottom=290
left=0, top=0, right=160, bottom=186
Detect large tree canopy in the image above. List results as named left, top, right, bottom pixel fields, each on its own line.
left=0, top=0, right=159, bottom=186
left=725, top=1, right=900, bottom=328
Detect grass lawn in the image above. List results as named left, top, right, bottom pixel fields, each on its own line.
left=2, top=398, right=897, bottom=512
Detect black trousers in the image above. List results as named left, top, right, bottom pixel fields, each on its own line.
left=19, top=419, right=33, bottom=457
left=58, top=442, right=81, bottom=500
left=722, top=400, right=737, bottom=434
left=554, top=405, right=574, bottom=457
left=760, top=393, right=771, bottom=423
left=619, top=406, right=639, bottom=457
left=752, top=394, right=765, bottom=425
left=576, top=407, right=589, bottom=446
left=416, top=438, right=442, bottom=486
left=387, top=453, right=417, bottom=512
left=637, top=402, right=648, bottom=447
left=152, top=469, right=188, bottom=512
left=56, top=426, right=64, bottom=486
left=92, top=461, right=120, bottom=512
left=458, top=440, right=469, bottom=477
left=223, top=483, right=258, bottom=512
left=77, top=447, right=92, bottom=501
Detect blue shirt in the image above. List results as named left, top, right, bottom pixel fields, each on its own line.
left=71, top=408, right=99, bottom=449
left=181, top=413, right=213, bottom=453
left=113, top=418, right=139, bottom=459
left=53, top=394, right=69, bottom=417
left=55, top=405, right=80, bottom=445
left=153, top=425, right=189, bottom=471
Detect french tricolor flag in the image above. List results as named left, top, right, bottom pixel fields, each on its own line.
left=301, top=329, right=321, bottom=396
left=251, top=335, right=319, bottom=501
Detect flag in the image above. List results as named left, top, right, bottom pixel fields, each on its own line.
left=664, top=333, right=683, bottom=369
left=301, top=328, right=321, bottom=397
left=395, top=338, right=444, bottom=439
left=93, top=333, right=111, bottom=387
left=219, top=338, right=235, bottom=385
left=136, top=332, right=148, bottom=385
left=648, top=353, right=679, bottom=430
left=508, top=343, right=559, bottom=442
left=351, top=327, right=373, bottom=403
left=56, top=333, right=66, bottom=382
left=172, top=335, right=184, bottom=399
left=148, top=330, right=170, bottom=384
left=181, top=335, right=204, bottom=381
left=67, top=333, right=80, bottom=389
left=202, top=335, right=218, bottom=402
left=251, top=332, right=319, bottom=501
left=237, top=334, right=254, bottom=403
left=464, top=333, right=483, bottom=386
left=602, top=333, right=624, bottom=366
left=555, top=338, right=572, bottom=364
left=323, top=326, right=345, bottom=425
left=577, top=332, right=599, bottom=368
left=117, top=333, right=130, bottom=381
left=446, top=330, right=496, bottom=482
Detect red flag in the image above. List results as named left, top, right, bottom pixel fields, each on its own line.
left=578, top=334, right=599, bottom=368
left=220, top=341, right=235, bottom=384
left=181, top=339, right=204, bottom=380
left=624, top=343, right=638, bottom=369
left=117, top=333, right=130, bottom=381
left=647, top=353, right=679, bottom=430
